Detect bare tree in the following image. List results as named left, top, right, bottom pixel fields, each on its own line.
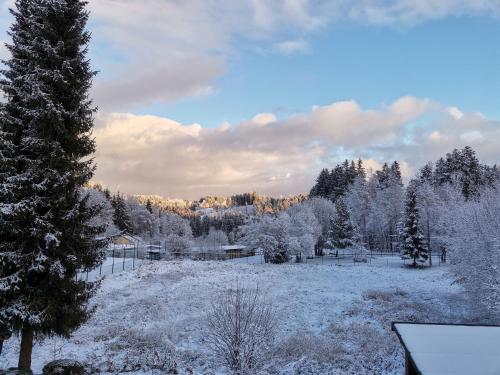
left=206, top=285, right=276, bottom=375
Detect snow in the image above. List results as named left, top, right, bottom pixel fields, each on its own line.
left=1, top=257, right=466, bottom=374
left=393, top=323, right=500, bottom=375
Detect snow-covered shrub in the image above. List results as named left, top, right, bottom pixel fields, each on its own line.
left=205, top=286, right=276, bottom=375
left=275, top=332, right=343, bottom=363
left=109, top=326, right=178, bottom=373
left=166, top=234, right=192, bottom=255
left=353, top=245, right=368, bottom=263
left=200, top=228, right=229, bottom=252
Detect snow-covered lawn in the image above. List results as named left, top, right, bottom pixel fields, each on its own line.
left=1, top=258, right=468, bottom=374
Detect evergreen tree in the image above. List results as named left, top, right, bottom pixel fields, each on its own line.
left=357, top=158, right=366, bottom=179
left=145, top=199, right=153, bottom=214
left=376, top=163, right=391, bottom=189
left=103, top=187, right=111, bottom=201
left=0, top=0, right=103, bottom=369
left=390, top=161, right=403, bottom=186
left=401, top=181, right=428, bottom=266
left=433, top=146, right=484, bottom=200
left=329, top=165, right=346, bottom=200
left=112, top=193, right=133, bottom=233
left=419, top=163, right=434, bottom=184
left=460, top=146, right=482, bottom=199
left=329, top=198, right=355, bottom=249
left=310, top=168, right=330, bottom=198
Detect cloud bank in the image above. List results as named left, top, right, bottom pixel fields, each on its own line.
left=93, top=97, right=500, bottom=199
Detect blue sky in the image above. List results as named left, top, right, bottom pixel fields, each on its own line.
left=137, top=15, right=500, bottom=128
left=1, top=0, right=500, bottom=198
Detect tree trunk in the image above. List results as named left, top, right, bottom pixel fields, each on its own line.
left=18, top=327, right=33, bottom=371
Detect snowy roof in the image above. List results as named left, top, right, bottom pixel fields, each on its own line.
left=392, top=322, right=500, bottom=375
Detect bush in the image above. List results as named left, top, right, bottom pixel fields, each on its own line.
left=205, top=285, right=276, bottom=375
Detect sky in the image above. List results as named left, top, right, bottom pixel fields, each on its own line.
left=1, top=0, right=500, bottom=199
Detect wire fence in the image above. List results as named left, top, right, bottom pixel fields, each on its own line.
left=77, top=244, right=447, bottom=281
left=77, top=244, right=258, bottom=281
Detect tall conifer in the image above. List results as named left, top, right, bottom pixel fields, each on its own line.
left=0, top=0, right=103, bottom=369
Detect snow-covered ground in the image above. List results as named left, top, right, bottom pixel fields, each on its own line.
left=1, top=257, right=469, bottom=374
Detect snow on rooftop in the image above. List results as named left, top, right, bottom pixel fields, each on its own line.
left=393, top=323, right=500, bottom=375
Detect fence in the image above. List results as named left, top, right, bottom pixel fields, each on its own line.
left=77, top=244, right=258, bottom=281
left=77, top=244, right=447, bottom=281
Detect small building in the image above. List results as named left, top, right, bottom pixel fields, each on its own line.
left=221, top=245, right=251, bottom=258
left=392, top=322, right=500, bottom=375
left=109, top=233, right=140, bottom=248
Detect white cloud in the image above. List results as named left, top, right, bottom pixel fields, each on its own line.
left=252, top=113, right=278, bottom=124
left=92, top=97, right=500, bottom=199
left=3, top=1, right=498, bottom=110
left=82, top=0, right=500, bottom=109
left=273, top=39, right=310, bottom=54
left=447, top=106, right=464, bottom=119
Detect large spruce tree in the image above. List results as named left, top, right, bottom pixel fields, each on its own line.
left=0, top=0, right=104, bottom=370
left=401, top=181, right=427, bottom=267
left=329, top=198, right=355, bottom=249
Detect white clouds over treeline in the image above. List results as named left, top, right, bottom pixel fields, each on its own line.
left=93, top=97, right=500, bottom=199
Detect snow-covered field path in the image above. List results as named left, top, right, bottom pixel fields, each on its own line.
left=1, top=258, right=467, bottom=374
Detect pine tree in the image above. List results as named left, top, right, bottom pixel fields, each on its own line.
left=433, top=147, right=485, bottom=200
left=390, top=161, right=403, bottom=186
left=329, top=198, right=355, bottom=249
left=419, top=163, right=434, bottom=184
left=310, top=168, right=330, bottom=198
left=112, top=193, right=133, bottom=233
left=0, top=0, right=104, bottom=369
left=460, top=146, right=482, bottom=199
left=145, top=199, right=153, bottom=214
left=401, top=181, right=428, bottom=267
left=357, top=158, right=366, bottom=179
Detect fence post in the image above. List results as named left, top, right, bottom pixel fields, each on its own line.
left=112, top=249, right=115, bottom=274
left=133, top=245, right=136, bottom=269
left=122, top=248, right=126, bottom=271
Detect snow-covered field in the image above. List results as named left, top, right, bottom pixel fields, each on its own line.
left=1, top=257, right=469, bottom=374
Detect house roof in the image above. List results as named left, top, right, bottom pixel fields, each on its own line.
left=392, top=322, right=500, bottom=375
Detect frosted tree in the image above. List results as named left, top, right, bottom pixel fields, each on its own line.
left=401, top=181, right=428, bottom=266
left=328, top=198, right=355, bottom=249
left=127, top=197, right=159, bottom=238
left=0, top=0, right=104, bottom=369
left=112, top=193, right=133, bottom=233
left=241, top=215, right=291, bottom=264
left=201, top=228, right=229, bottom=253
left=434, top=146, right=484, bottom=200
left=366, top=167, right=404, bottom=250
left=306, top=197, right=336, bottom=255
left=287, top=204, right=321, bottom=259
left=443, top=185, right=500, bottom=318
left=415, top=177, right=442, bottom=266
left=345, top=175, right=369, bottom=244
left=86, top=188, right=120, bottom=239
left=160, top=213, right=193, bottom=239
